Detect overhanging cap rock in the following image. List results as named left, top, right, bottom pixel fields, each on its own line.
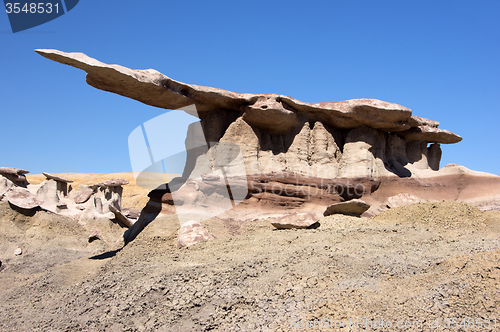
left=35, top=49, right=462, bottom=144
left=0, top=167, right=29, bottom=175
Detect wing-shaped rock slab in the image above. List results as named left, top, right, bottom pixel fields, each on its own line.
left=36, top=49, right=461, bottom=143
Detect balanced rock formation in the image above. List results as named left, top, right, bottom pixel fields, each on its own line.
left=73, top=178, right=133, bottom=227
left=36, top=49, right=500, bottom=243
left=0, top=167, right=29, bottom=188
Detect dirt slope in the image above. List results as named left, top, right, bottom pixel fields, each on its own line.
left=0, top=200, right=499, bottom=331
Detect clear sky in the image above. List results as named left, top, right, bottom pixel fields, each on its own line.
left=1, top=0, right=499, bottom=176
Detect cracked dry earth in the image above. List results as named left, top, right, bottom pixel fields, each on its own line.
left=0, top=201, right=499, bottom=331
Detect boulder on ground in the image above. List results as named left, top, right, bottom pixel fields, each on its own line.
left=177, top=220, right=215, bottom=248
left=324, top=199, right=371, bottom=217
left=271, top=212, right=319, bottom=229
left=87, top=229, right=101, bottom=242
left=386, top=193, right=427, bottom=209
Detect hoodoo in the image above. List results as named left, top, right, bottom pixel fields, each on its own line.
left=36, top=49, right=500, bottom=244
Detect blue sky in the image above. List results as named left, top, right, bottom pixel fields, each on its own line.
left=1, top=0, right=499, bottom=176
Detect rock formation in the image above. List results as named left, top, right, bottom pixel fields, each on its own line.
left=0, top=168, right=134, bottom=228
left=35, top=49, right=500, bottom=245
left=35, top=172, right=73, bottom=212
left=0, top=167, right=29, bottom=188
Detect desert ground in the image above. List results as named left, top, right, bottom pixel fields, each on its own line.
left=0, top=174, right=499, bottom=331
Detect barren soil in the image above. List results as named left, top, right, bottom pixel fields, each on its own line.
left=0, top=200, right=499, bottom=331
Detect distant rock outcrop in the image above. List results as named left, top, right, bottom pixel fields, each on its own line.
left=0, top=168, right=134, bottom=228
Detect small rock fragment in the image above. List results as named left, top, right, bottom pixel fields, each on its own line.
left=177, top=220, right=215, bottom=248
left=122, top=209, right=140, bottom=219
left=14, top=247, right=22, bottom=256
left=324, top=199, right=371, bottom=217
left=88, top=229, right=100, bottom=242
left=271, top=212, right=319, bottom=229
